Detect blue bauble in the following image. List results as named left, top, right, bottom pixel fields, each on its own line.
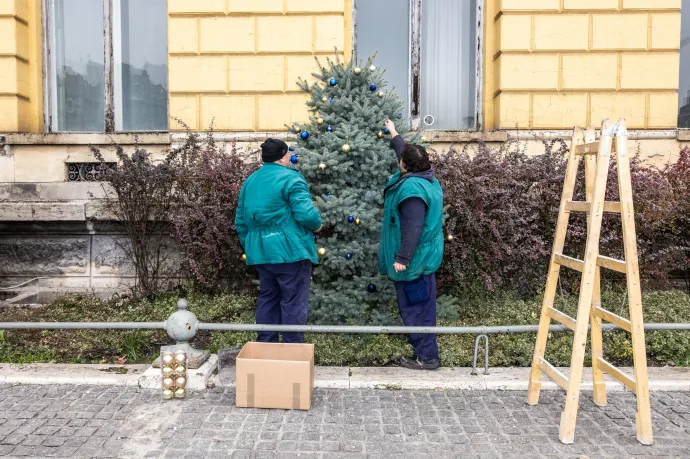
left=367, top=283, right=376, bottom=293
left=313, top=235, right=317, bottom=240
left=326, top=126, right=333, bottom=132
left=300, top=131, right=309, bottom=140
left=329, top=78, right=337, bottom=86
left=369, top=84, right=377, bottom=91
left=290, top=155, right=299, bottom=164
left=288, top=146, right=295, bottom=151
left=329, top=98, right=333, bottom=104
left=398, top=113, right=403, bottom=119
left=345, top=253, right=352, bottom=260
left=383, top=127, right=389, bottom=134
left=325, top=193, right=331, bottom=199
left=347, top=216, right=355, bottom=223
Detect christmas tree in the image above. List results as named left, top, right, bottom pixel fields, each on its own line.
left=289, top=54, right=426, bottom=325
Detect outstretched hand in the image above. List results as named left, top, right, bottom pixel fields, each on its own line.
left=384, top=119, right=398, bottom=137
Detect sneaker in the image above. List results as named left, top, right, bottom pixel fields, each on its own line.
left=400, top=356, right=441, bottom=370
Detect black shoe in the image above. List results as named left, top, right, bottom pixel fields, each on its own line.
left=400, top=356, right=441, bottom=370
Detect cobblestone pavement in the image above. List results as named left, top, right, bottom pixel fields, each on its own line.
left=0, top=385, right=689, bottom=459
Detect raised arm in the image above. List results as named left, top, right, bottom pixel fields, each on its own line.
left=385, top=119, right=404, bottom=161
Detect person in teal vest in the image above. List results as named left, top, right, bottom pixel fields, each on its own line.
left=379, top=119, right=444, bottom=370
left=235, top=139, right=322, bottom=344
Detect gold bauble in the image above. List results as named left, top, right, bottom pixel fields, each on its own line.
left=317, top=247, right=327, bottom=256
left=321, top=96, right=328, bottom=102
left=341, top=144, right=351, bottom=153
left=377, top=131, right=384, bottom=139
left=318, top=163, right=327, bottom=170
left=162, top=366, right=173, bottom=377
left=161, top=354, right=174, bottom=365
left=355, top=218, right=361, bottom=225
left=163, top=377, right=174, bottom=388
left=316, top=118, right=324, bottom=125
left=174, top=388, right=186, bottom=398
left=241, top=253, right=247, bottom=261
left=421, top=135, right=428, bottom=143
left=163, top=389, right=174, bottom=400
left=175, top=352, right=186, bottom=363
left=294, top=126, right=301, bottom=134
left=446, top=234, right=454, bottom=242
left=353, top=67, right=362, bottom=75
left=174, top=365, right=186, bottom=374
left=176, top=376, right=187, bottom=387
left=377, top=91, right=384, bottom=98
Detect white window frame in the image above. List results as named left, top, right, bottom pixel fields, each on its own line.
left=353, top=0, right=484, bottom=132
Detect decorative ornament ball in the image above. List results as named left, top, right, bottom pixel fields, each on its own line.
left=326, top=125, right=333, bottom=132
left=321, top=96, right=328, bottom=102
left=162, top=366, right=173, bottom=377
left=367, top=283, right=377, bottom=293
left=175, top=352, right=186, bottom=363
left=316, top=118, right=324, bottom=125
left=446, top=234, right=454, bottom=242
left=300, top=131, right=309, bottom=140
left=341, top=144, right=351, bottom=153
left=318, top=163, right=327, bottom=170
left=347, top=216, right=355, bottom=223
left=176, top=376, right=187, bottom=387
left=398, top=113, right=403, bottom=119
left=290, top=155, right=299, bottom=164
left=325, top=192, right=331, bottom=199
left=163, top=377, right=174, bottom=388
left=377, top=91, right=384, bottom=98
left=293, top=126, right=301, bottom=134
left=318, top=247, right=327, bottom=256
left=241, top=253, right=247, bottom=261
left=353, top=67, right=362, bottom=75
left=163, top=389, right=174, bottom=400
left=329, top=98, right=333, bottom=104
left=383, top=127, right=389, bottom=134
left=174, top=388, right=186, bottom=399
left=369, top=65, right=376, bottom=71
left=288, top=146, right=295, bottom=151
left=345, top=253, right=352, bottom=260
left=421, top=135, right=428, bottom=143
left=174, top=365, right=185, bottom=374
left=329, top=78, right=337, bottom=86
left=162, top=354, right=174, bottom=365
left=369, top=84, right=377, bottom=92
left=377, top=131, right=384, bottom=139
left=355, top=218, right=361, bottom=225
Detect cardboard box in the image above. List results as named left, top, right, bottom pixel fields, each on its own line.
left=235, top=342, right=314, bottom=410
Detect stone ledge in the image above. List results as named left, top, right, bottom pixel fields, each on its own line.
left=139, top=355, right=219, bottom=392
left=0, top=182, right=110, bottom=201
left=0, top=202, right=87, bottom=221
left=679, top=130, right=690, bottom=141
left=4, top=132, right=172, bottom=145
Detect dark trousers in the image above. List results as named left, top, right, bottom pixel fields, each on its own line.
left=255, top=260, right=311, bottom=344
left=395, top=272, right=439, bottom=361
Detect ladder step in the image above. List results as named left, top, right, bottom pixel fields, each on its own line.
left=545, top=307, right=576, bottom=331
left=553, top=254, right=626, bottom=274
left=537, top=357, right=569, bottom=390
left=598, top=357, right=636, bottom=393
left=592, top=307, right=632, bottom=333
left=564, top=201, right=622, bottom=214
left=574, top=141, right=617, bottom=156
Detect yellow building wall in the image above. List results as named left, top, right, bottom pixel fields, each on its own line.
left=491, top=0, right=682, bottom=130
left=167, top=0, right=351, bottom=132
left=0, top=0, right=42, bottom=133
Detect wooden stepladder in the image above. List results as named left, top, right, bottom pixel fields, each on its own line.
left=527, top=118, right=653, bottom=445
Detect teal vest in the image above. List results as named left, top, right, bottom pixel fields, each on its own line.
left=379, top=171, right=444, bottom=282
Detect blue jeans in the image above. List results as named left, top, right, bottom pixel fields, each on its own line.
left=255, top=260, right=311, bottom=343
left=394, top=273, right=439, bottom=360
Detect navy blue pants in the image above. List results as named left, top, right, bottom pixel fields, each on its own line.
left=395, top=273, right=439, bottom=360
left=255, top=260, right=311, bottom=344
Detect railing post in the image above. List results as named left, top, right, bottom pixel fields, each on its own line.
left=154, top=298, right=210, bottom=369
left=471, top=334, right=490, bottom=375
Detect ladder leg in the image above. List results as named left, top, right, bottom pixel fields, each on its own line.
left=560, top=121, right=614, bottom=444
left=615, top=125, right=653, bottom=445
left=590, top=267, right=606, bottom=406
left=528, top=128, right=583, bottom=406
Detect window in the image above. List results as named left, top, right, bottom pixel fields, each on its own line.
left=46, top=0, right=168, bottom=132
left=680, top=0, right=690, bottom=129
left=355, top=0, right=481, bottom=131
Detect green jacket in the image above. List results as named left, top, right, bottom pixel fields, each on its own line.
left=235, top=163, right=322, bottom=265
left=379, top=171, right=444, bottom=282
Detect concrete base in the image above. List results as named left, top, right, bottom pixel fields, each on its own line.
left=152, top=343, right=210, bottom=369
left=139, top=354, right=218, bottom=391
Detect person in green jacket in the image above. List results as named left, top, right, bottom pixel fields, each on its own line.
left=379, top=119, right=444, bottom=370
left=235, top=139, right=322, bottom=344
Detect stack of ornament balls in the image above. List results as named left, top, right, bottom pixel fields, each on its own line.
left=161, top=350, right=188, bottom=399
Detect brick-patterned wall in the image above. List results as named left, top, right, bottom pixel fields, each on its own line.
left=492, top=0, right=682, bottom=129
left=167, top=0, right=350, bottom=132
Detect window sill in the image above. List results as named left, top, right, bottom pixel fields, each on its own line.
left=4, top=132, right=171, bottom=146
left=679, top=130, right=690, bottom=141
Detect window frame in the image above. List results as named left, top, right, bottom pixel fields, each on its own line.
left=680, top=1, right=690, bottom=130
left=353, top=0, right=484, bottom=132
left=41, top=0, right=168, bottom=133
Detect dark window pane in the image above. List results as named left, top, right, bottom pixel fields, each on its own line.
left=679, top=0, right=690, bottom=128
